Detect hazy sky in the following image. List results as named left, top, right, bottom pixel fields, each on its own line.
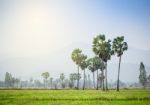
left=0, top=0, right=150, bottom=82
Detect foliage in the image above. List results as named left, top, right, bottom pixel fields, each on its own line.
left=112, top=36, right=128, bottom=57
left=139, top=62, right=147, bottom=87
left=5, top=72, right=20, bottom=87
left=92, top=34, right=112, bottom=62
left=41, top=72, right=50, bottom=88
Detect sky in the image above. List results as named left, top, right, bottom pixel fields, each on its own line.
left=0, top=0, right=150, bottom=82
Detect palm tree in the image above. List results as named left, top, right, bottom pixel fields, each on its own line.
left=112, top=36, right=128, bottom=91
left=80, top=56, right=88, bottom=90
left=71, top=48, right=85, bottom=89
left=60, top=73, right=65, bottom=88
left=92, top=34, right=112, bottom=91
left=41, top=72, right=50, bottom=88
left=69, top=73, right=76, bottom=88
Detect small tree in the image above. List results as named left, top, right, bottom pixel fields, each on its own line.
left=5, top=72, right=13, bottom=87
left=139, top=62, right=147, bottom=87
left=69, top=73, right=75, bottom=88
left=41, top=72, right=50, bottom=88
left=60, top=73, right=65, bottom=88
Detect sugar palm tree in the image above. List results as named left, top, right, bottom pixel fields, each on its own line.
left=112, top=36, right=128, bottom=91
left=71, top=48, right=85, bottom=89
left=92, top=34, right=112, bottom=91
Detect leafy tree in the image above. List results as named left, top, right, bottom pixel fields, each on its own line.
left=5, top=72, right=12, bottom=87
left=69, top=73, right=80, bottom=88
left=80, top=55, right=88, bottom=90
left=69, top=73, right=75, bottom=88
left=4, top=72, right=20, bottom=88
left=92, top=34, right=112, bottom=91
left=139, top=62, right=147, bottom=87
left=112, top=36, right=128, bottom=91
left=71, top=48, right=85, bottom=89
left=5, top=72, right=13, bottom=87
left=41, top=72, right=50, bottom=88
left=60, top=73, right=65, bottom=82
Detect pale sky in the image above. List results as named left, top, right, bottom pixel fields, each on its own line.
left=0, top=0, right=150, bottom=82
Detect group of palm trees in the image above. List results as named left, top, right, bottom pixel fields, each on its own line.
left=71, top=34, right=128, bottom=91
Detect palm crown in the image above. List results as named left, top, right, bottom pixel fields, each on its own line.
left=112, top=36, right=128, bottom=57
left=93, top=34, right=112, bottom=62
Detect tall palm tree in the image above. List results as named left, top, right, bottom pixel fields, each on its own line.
left=92, top=34, right=112, bottom=91
left=71, top=48, right=85, bottom=89
left=112, top=36, right=128, bottom=91
left=80, top=56, right=88, bottom=90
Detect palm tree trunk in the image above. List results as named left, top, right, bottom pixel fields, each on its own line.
left=93, top=72, right=95, bottom=88
left=83, top=69, right=85, bottom=90
left=77, top=65, right=79, bottom=90
left=102, top=70, right=105, bottom=91
left=96, top=69, right=99, bottom=90
left=105, top=62, right=108, bottom=91
left=117, top=56, right=122, bottom=92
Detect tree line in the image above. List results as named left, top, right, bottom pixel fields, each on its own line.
left=1, top=63, right=150, bottom=89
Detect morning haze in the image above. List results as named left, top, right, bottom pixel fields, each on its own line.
left=0, top=0, right=150, bottom=83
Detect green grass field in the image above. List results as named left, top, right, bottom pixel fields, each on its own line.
left=0, top=89, right=150, bottom=105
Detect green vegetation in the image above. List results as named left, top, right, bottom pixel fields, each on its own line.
left=139, top=62, right=147, bottom=87
left=0, top=89, right=150, bottom=105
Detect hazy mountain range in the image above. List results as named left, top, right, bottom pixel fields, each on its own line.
left=0, top=42, right=150, bottom=83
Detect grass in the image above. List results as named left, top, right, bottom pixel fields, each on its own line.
left=0, top=89, right=150, bottom=105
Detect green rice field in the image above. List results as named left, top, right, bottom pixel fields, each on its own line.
left=0, top=89, right=150, bottom=105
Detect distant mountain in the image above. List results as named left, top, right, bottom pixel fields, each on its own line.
left=0, top=41, right=149, bottom=83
